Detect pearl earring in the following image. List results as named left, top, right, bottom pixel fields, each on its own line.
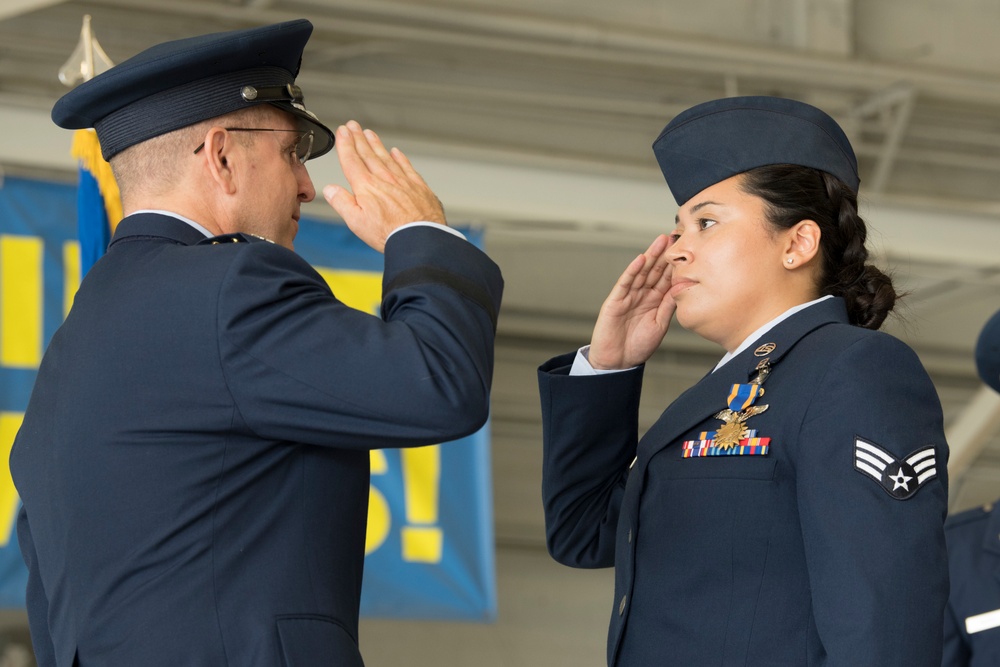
left=786, top=258, right=794, bottom=265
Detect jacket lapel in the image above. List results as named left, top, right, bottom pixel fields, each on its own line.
left=637, top=297, right=850, bottom=463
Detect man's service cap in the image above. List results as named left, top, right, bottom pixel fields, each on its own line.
left=652, top=96, right=860, bottom=205
left=52, top=19, right=335, bottom=161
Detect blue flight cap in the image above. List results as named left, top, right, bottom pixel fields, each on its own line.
left=652, top=96, right=860, bottom=205
left=51, top=19, right=334, bottom=161
left=976, top=308, right=1000, bottom=394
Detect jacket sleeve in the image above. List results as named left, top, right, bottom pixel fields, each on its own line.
left=16, top=506, right=56, bottom=667
left=942, top=600, right=970, bottom=667
left=538, top=353, right=643, bottom=568
left=941, top=514, right=976, bottom=667
left=218, top=226, right=503, bottom=450
left=795, top=333, right=949, bottom=666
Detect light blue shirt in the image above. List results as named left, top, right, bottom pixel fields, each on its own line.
left=129, top=210, right=465, bottom=242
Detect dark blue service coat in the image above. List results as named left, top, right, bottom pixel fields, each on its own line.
left=943, top=501, right=1000, bottom=667
left=539, top=297, right=949, bottom=666
left=10, top=213, right=503, bottom=667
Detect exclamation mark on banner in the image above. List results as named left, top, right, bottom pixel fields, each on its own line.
left=400, top=445, right=443, bottom=563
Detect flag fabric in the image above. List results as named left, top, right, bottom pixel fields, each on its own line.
left=71, top=128, right=121, bottom=275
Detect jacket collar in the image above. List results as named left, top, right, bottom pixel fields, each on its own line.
left=637, top=297, right=850, bottom=461
left=109, top=212, right=209, bottom=248
left=727, top=295, right=849, bottom=379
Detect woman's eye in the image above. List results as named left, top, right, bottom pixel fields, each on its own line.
left=697, top=218, right=717, bottom=231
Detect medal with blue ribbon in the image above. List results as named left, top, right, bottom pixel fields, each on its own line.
left=726, top=382, right=763, bottom=412
left=713, top=357, right=771, bottom=449
left=678, top=356, right=772, bottom=456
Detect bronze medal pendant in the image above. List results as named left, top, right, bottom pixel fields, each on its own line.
left=713, top=416, right=749, bottom=449
left=713, top=405, right=769, bottom=449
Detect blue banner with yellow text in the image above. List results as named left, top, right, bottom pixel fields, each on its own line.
left=0, top=175, right=496, bottom=620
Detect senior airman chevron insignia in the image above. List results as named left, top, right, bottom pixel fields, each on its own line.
left=853, top=437, right=938, bottom=500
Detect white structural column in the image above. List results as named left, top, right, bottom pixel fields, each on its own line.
left=946, top=386, right=1000, bottom=482
left=792, top=0, right=854, bottom=55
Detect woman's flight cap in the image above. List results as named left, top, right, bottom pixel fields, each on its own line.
left=652, top=96, right=860, bottom=205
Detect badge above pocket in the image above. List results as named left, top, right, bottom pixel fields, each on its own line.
left=683, top=359, right=774, bottom=458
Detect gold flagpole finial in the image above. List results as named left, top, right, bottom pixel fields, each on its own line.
left=58, top=14, right=114, bottom=87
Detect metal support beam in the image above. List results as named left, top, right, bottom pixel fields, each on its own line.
left=82, top=0, right=1000, bottom=106
left=852, top=83, right=917, bottom=194
left=5, top=102, right=1000, bottom=270
left=0, top=0, right=62, bottom=21
left=946, top=386, right=1000, bottom=482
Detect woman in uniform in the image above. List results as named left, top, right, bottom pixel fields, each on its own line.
left=538, top=96, right=949, bottom=666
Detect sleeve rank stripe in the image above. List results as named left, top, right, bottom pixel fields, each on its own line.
left=916, top=469, right=938, bottom=484
left=855, top=460, right=884, bottom=481
left=855, top=439, right=895, bottom=465
left=905, top=447, right=935, bottom=466
left=855, top=450, right=888, bottom=472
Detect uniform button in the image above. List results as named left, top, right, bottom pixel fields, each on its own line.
left=618, top=595, right=627, bottom=615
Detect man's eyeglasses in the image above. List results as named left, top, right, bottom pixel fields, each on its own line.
left=193, top=128, right=315, bottom=164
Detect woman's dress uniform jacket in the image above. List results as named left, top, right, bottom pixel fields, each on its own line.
left=10, top=213, right=503, bottom=667
left=942, top=500, right=1000, bottom=666
left=539, top=297, right=949, bottom=666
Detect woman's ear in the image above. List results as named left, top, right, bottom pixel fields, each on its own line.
left=200, top=127, right=238, bottom=195
left=783, top=219, right=821, bottom=269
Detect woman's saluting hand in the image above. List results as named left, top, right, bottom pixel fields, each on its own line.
left=588, top=234, right=676, bottom=370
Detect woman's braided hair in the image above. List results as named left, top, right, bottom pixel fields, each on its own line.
left=740, top=164, right=897, bottom=330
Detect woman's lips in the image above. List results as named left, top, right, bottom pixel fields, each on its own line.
left=668, top=278, right=696, bottom=298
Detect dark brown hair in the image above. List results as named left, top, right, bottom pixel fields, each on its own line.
left=739, top=164, right=897, bottom=330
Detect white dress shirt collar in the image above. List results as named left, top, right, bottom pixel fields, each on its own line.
left=712, top=294, right=834, bottom=372
left=131, top=209, right=214, bottom=238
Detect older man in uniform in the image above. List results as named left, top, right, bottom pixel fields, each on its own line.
left=9, top=19, right=502, bottom=667
left=943, top=308, right=1000, bottom=667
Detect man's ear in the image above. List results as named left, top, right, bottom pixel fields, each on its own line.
left=200, top=127, right=238, bottom=195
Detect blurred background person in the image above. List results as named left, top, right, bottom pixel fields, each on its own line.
left=942, top=307, right=1000, bottom=667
